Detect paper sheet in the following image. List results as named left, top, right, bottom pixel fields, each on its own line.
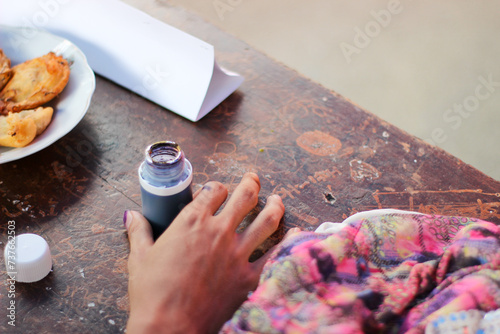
left=0, top=0, right=244, bottom=121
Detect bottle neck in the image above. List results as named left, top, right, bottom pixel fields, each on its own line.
left=140, top=141, right=188, bottom=187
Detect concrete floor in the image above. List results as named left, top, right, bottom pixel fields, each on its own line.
left=157, top=1, right=500, bottom=180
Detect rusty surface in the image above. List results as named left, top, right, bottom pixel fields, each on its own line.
left=1, top=5, right=500, bottom=334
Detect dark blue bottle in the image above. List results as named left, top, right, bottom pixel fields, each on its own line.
left=138, top=141, right=193, bottom=240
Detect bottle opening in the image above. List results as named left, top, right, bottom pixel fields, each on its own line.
left=146, top=141, right=183, bottom=167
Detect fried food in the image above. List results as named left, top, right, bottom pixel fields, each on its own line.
left=0, top=49, right=12, bottom=91
left=0, top=52, right=69, bottom=115
left=0, top=106, right=53, bottom=147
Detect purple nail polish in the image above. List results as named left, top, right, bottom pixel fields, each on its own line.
left=123, top=210, right=129, bottom=228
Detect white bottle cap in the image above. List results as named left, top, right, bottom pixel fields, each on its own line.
left=4, top=233, right=52, bottom=283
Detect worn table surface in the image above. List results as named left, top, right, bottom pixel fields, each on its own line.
left=1, top=3, right=500, bottom=334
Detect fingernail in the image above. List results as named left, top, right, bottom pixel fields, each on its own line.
left=202, top=185, right=211, bottom=191
left=269, top=194, right=281, bottom=201
left=286, top=227, right=301, bottom=236
left=123, top=210, right=130, bottom=230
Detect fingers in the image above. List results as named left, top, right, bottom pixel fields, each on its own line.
left=187, top=181, right=228, bottom=217
left=192, top=184, right=204, bottom=200
left=125, top=210, right=154, bottom=271
left=239, top=194, right=284, bottom=256
left=220, top=173, right=261, bottom=229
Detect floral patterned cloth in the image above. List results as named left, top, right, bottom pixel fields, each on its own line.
left=221, top=210, right=500, bottom=333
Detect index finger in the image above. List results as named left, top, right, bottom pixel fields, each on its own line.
left=179, top=180, right=228, bottom=219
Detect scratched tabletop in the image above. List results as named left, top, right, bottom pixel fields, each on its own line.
left=1, top=4, right=500, bottom=334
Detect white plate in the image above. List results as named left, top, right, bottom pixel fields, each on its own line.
left=0, top=25, right=95, bottom=164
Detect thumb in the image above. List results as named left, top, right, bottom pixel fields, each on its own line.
left=125, top=210, right=154, bottom=270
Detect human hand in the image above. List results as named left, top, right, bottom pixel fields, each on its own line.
left=125, top=173, right=285, bottom=334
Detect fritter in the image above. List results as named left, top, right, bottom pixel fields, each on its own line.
left=0, top=52, right=70, bottom=115
left=0, top=49, right=12, bottom=91
left=0, top=106, right=53, bottom=147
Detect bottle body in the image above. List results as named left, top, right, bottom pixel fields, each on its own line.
left=138, top=141, right=193, bottom=239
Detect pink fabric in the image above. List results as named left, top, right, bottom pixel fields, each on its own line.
left=221, top=211, right=500, bottom=333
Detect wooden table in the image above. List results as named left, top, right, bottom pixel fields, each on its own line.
left=1, top=4, right=499, bottom=333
